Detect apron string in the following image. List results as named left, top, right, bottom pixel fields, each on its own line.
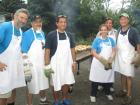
left=11, top=21, right=22, bottom=37
left=32, top=28, right=45, bottom=41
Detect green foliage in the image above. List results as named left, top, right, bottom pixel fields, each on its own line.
left=0, top=0, right=26, bottom=21
left=77, top=36, right=94, bottom=45
left=75, top=0, right=106, bottom=38
left=27, top=0, right=56, bottom=32
left=27, top=0, right=80, bottom=33
left=0, top=0, right=26, bottom=13
left=2, top=0, right=139, bottom=44
left=128, top=0, right=140, bottom=31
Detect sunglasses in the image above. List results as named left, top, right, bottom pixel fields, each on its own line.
left=105, top=17, right=113, bottom=21
left=57, top=15, right=67, bottom=18
left=31, top=15, right=41, bottom=21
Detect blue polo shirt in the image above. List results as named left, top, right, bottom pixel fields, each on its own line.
left=91, top=37, right=116, bottom=54
left=0, top=21, right=22, bottom=54
left=21, top=28, right=45, bottom=53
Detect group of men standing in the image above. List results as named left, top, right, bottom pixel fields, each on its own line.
left=0, top=8, right=140, bottom=105
left=0, top=8, right=76, bottom=105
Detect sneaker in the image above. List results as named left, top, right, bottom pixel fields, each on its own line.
left=98, top=85, right=103, bottom=91
left=90, top=96, right=96, bottom=102
left=106, top=95, right=113, bottom=101
left=121, top=96, right=132, bottom=105
left=62, top=99, right=71, bottom=105
left=68, top=85, right=73, bottom=93
left=110, top=87, right=115, bottom=92
left=40, top=99, right=50, bottom=105
left=115, top=90, right=127, bottom=97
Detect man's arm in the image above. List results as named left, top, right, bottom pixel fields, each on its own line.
left=0, top=62, right=7, bottom=71
left=71, top=48, right=76, bottom=63
left=71, top=48, right=77, bottom=72
left=137, top=44, right=140, bottom=54
left=131, top=28, right=140, bottom=65
left=0, top=23, right=7, bottom=71
left=45, top=49, right=50, bottom=65
left=0, top=23, right=6, bottom=43
left=133, top=27, right=140, bottom=53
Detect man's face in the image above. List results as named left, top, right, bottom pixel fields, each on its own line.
left=15, top=12, right=28, bottom=28
left=106, top=20, right=113, bottom=30
left=119, top=17, right=129, bottom=27
left=56, top=18, right=67, bottom=31
left=32, top=19, right=42, bottom=30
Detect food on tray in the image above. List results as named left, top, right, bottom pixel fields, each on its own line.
left=75, top=45, right=91, bottom=53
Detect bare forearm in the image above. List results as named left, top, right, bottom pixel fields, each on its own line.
left=91, top=50, right=100, bottom=60
left=137, top=44, right=140, bottom=54
left=71, top=48, right=76, bottom=62
left=45, top=49, right=50, bottom=65
left=111, top=48, right=116, bottom=58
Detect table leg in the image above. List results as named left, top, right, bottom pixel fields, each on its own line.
left=77, top=62, right=80, bottom=75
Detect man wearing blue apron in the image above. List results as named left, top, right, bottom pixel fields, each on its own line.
left=114, top=13, right=140, bottom=105
left=0, top=8, right=29, bottom=105
left=21, top=15, right=49, bottom=105
left=45, top=15, right=76, bottom=105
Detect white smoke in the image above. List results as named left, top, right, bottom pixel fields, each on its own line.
left=53, top=0, right=78, bottom=31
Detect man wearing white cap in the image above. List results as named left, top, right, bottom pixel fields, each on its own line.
left=114, top=13, right=140, bottom=105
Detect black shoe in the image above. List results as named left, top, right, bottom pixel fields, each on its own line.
left=121, top=96, right=132, bottom=105
left=7, top=102, right=15, bottom=105
left=115, top=90, right=127, bottom=97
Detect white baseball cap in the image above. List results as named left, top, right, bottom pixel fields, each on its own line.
left=119, top=13, right=129, bottom=19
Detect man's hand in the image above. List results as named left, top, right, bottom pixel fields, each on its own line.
left=131, top=52, right=140, bottom=66
left=44, top=64, right=54, bottom=78
left=24, top=66, right=32, bottom=82
left=108, top=57, right=114, bottom=64
left=0, top=62, right=7, bottom=71
left=22, top=53, right=32, bottom=82
left=99, top=56, right=108, bottom=66
left=72, top=62, right=77, bottom=73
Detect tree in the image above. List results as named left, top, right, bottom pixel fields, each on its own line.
left=103, top=0, right=111, bottom=15
left=75, top=0, right=106, bottom=38
left=0, top=0, right=26, bottom=13
left=27, top=0, right=80, bottom=33
left=0, top=0, right=26, bottom=20
left=27, top=0, right=56, bottom=32
left=128, top=0, right=140, bottom=31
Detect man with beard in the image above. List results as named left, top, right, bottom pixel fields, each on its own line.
left=0, top=8, right=29, bottom=105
